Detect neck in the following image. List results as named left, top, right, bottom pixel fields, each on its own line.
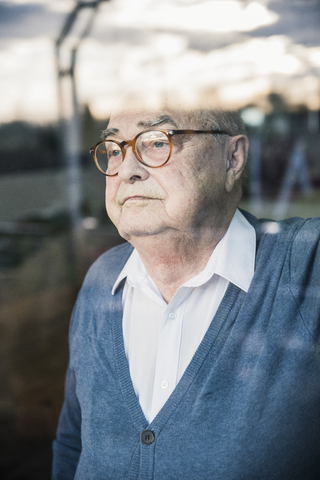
left=130, top=222, right=230, bottom=303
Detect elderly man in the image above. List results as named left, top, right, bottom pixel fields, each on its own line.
left=52, top=102, right=320, bottom=480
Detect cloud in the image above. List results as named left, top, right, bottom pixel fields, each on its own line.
left=96, top=0, right=278, bottom=34
left=0, top=37, right=58, bottom=122
left=1, top=0, right=320, bottom=123
left=248, top=0, right=320, bottom=46
left=0, top=1, right=65, bottom=40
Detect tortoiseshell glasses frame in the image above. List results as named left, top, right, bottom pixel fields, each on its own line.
left=89, top=129, right=231, bottom=176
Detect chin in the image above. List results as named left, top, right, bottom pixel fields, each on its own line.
left=118, top=221, right=165, bottom=241
left=119, top=228, right=159, bottom=240
left=116, top=209, right=164, bottom=237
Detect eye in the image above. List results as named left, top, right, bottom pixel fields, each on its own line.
left=107, top=143, right=121, bottom=159
left=153, top=140, right=167, bottom=149
left=140, top=132, right=169, bottom=150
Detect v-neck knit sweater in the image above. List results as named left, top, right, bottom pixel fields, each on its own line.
left=52, top=211, right=320, bottom=480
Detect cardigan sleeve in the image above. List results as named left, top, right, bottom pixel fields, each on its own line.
left=52, top=365, right=82, bottom=479
left=290, top=217, right=320, bottom=344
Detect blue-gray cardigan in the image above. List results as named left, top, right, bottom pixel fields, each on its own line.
left=52, top=211, right=320, bottom=480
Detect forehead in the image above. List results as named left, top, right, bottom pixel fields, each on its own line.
left=106, top=107, right=189, bottom=137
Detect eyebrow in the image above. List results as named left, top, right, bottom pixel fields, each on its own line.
left=100, top=114, right=178, bottom=140
left=101, top=127, right=119, bottom=139
left=137, top=115, right=178, bottom=128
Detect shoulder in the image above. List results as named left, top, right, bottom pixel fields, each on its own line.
left=77, top=241, right=133, bottom=300
left=241, top=209, right=319, bottom=249
left=243, top=210, right=320, bottom=340
left=289, top=217, right=320, bottom=286
left=288, top=218, right=320, bottom=342
left=241, top=209, right=320, bottom=280
left=290, top=217, right=320, bottom=250
left=86, top=241, right=133, bottom=281
left=68, top=241, right=133, bottom=341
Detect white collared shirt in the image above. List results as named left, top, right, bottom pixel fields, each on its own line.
left=112, top=209, right=256, bottom=423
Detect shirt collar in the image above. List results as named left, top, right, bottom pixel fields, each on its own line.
left=112, top=248, right=149, bottom=294
left=215, top=208, right=256, bottom=292
left=112, top=209, right=256, bottom=295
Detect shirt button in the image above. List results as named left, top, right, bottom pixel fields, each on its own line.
left=141, top=430, right=155, bottom=445
left=161, top=380, right=169, bottom=389
left=169, top=312, right=177, bottom=320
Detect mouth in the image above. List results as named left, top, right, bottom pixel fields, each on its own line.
left=121, top=195, right=155, bottom=205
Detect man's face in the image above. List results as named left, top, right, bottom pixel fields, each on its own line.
left=105, top=108, right=235, bottom=242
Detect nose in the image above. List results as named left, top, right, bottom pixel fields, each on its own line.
left=117, top=144, right=149, bottom=183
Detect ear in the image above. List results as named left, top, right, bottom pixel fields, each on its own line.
left=225, top=135, right=249, bottom=193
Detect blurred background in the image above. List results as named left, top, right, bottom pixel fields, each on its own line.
left=0, top=0, right=319, bottom=478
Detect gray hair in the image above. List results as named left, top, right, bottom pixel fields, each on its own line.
left=188, top=108, right=246, bottom=144
left=104, top=105, right=246, bottom=146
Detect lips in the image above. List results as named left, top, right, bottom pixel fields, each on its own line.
left=125, top=195, right=149, bottom=200
left=116, top=190, right=164, bottom=206
left=123, top=195, right=153, bottom=204
left=117, top=195, right=154, bottom=205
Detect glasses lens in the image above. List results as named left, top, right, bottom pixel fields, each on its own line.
left=96, top=141, right=122, bottom=175
left=136, top=131, right=170, bottom=167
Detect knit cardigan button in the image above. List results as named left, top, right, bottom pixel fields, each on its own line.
left=141, top=430, right=155, bottom=445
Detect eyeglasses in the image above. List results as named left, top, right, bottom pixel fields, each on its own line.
left=89, top=129, right=231, bottom=176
